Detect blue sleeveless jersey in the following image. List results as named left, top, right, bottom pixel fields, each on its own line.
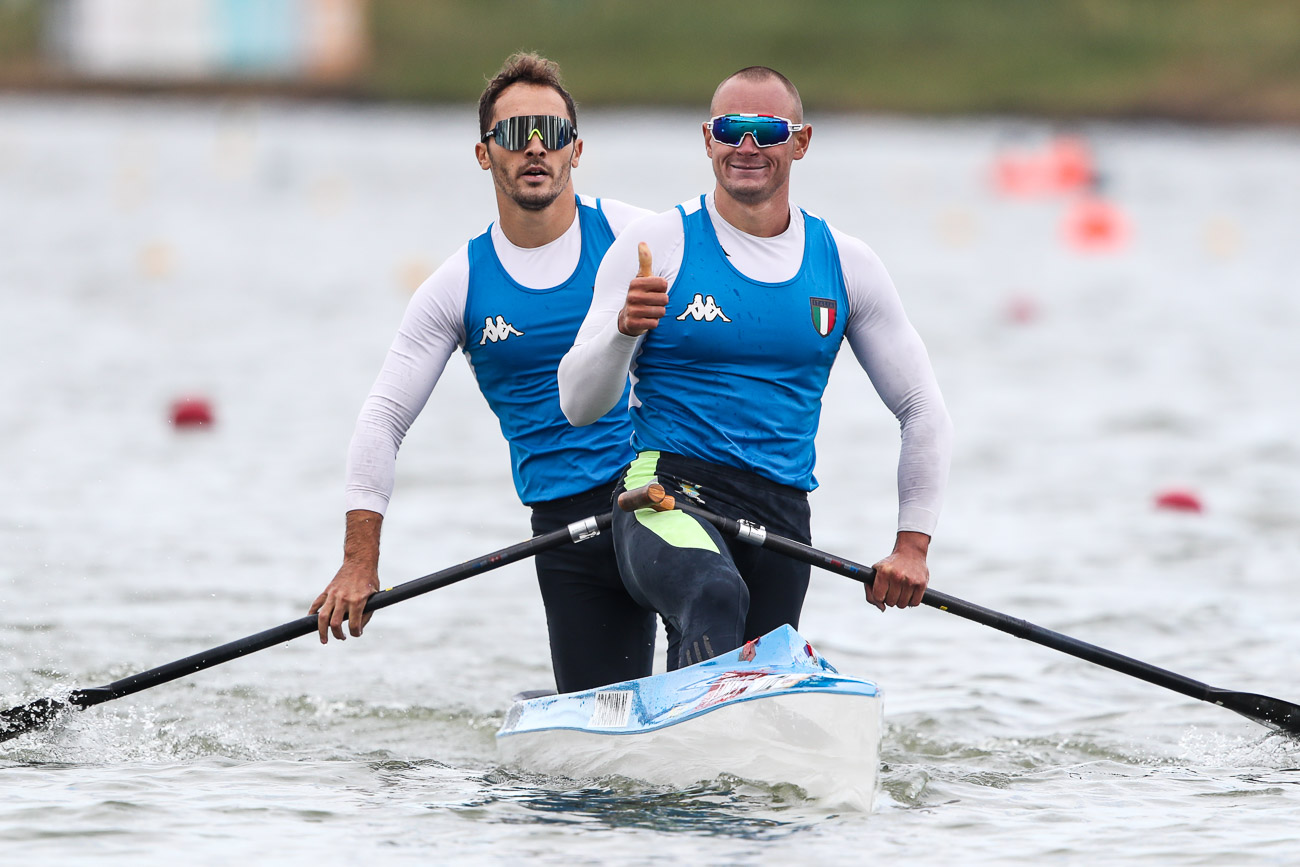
left=464, top=198, right=634, bottom=504
left=629, top=197, right=849, bottom=491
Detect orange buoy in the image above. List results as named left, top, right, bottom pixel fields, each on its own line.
left=1045, top=136, right=1094, bottom=193
left=1062, top=195, right=1131, bottom=253
left=1154, top=489, right=1203, bottom=513
left=992, top=135, right=1094, bottom=198
left=992, top=149, right=1045, bottom=197
left=171, top=396, right=214, bottom=428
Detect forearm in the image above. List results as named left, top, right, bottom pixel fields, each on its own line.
left=558, top=318, right=640, bottom=425
left=342, top=509, right=383, bottom=570
left=895, top=386, right=954, bottom=535
left=558, top=235, right=643, bottom=426
left=561, top=210, right=684, bottom=426
left=849, top=339, right=952, bottom=534
left=839, top=238, right=952, bottom=536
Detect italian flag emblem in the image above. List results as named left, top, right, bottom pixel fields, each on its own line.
left=810, top=298, right=836, bottom=337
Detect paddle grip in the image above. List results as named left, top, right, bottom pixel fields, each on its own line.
left=617, top=483, right=675, bottom=512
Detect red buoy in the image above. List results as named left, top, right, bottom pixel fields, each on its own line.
left=171, top=396, right=214, bottom=428
left=1154, top=489, right=1203, bottom=513
left=1005, top=294, right=1040, bottom=324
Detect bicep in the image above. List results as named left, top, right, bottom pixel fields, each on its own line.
left=840, top=243, right=941, bottom=417
left=363, top=261, right=467, bottom=435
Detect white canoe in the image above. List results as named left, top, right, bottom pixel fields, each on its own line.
left=496, top=624, right=882, bottom=810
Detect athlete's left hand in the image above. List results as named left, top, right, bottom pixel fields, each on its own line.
left=867, top=531, right=931, bottom=611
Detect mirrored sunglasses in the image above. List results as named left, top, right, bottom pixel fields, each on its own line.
left=705, top=113, right=805, bottom=147
left=482, top=115, right=577, bottom=151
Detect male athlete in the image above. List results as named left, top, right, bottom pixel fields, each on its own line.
left=311, top=54, right=656, bottom=693
left=558, top=66, right=953, bottom=670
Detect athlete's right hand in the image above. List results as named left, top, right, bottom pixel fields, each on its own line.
left=618, top=242, right=669, bottom=337
left=309, top=560, right=379, bottom=643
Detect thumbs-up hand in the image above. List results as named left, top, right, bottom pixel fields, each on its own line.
left=618, top=242, right=669, bottom=337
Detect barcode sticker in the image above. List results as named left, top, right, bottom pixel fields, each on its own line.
left=589, top=690, right=633, bottom=728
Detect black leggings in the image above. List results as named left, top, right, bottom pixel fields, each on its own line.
left=530, top=482, right=656, bottom=694
left=612, top=453, right=811, bottom=671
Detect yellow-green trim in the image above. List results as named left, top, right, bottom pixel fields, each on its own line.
left=624, top=451, right=719, bottom=553
left=624, top=450, right=661, bottom=489
left=635, top=508, right=719, bottom=552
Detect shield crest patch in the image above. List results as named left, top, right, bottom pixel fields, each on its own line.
left=810, top=298, right=836, bottom=337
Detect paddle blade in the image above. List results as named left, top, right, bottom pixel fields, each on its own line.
left=0, top=696, right=68, bottom=743
left=1207, top=688, right=1300, bottom=737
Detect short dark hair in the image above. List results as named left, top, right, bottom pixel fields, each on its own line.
left=478, top=53, right=578, bottom=137
left=712, top=66, right=804, bottom=122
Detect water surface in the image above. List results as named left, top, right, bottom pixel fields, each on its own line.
left=2, top=96, right=1298, bottom=864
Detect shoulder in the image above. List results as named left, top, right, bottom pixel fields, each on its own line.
left=636, top=198, right=701, bottom=235
left=414, top=242, right=471, bottom=293
left=408, top=242, right=472, bottom=322
left=675, top=194, right=707, bottom=217
left=817, top=223, right=902, bottom=320
left=825, top=223, right=889, bottom=281
left=610, top=204, right=689, bottom=251
left=579, top=194, right=655, bottom=236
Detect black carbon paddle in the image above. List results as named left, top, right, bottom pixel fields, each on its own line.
left=0, top=512, right=613, bottom=743
left=617, top=483, right=1300, bottom=737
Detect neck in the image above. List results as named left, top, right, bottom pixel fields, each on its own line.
left=495, top=186, right=578, bottom=248
left=712, top=184, right=792, bottom=237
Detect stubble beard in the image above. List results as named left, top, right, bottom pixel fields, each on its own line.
left=717, top=158, right=786, bottom=207
left=721, top=180, right=768, bottom=205
left=493, top=158, right=571, bottom=212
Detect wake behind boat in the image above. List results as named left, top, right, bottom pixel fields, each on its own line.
left=496, top=624, right=883, bottom=810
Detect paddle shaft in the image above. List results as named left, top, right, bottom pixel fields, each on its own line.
left=616, top=484, right=1300, bottom=735
left=755, top=528, right=1225, bottom=703
left=1, top=512, right=612, bottom=740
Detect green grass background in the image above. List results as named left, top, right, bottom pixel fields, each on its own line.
left=3, top=0, right=1298, bottom=122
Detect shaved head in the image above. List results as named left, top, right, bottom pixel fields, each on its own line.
left=711, top=66, right=803, bottom=122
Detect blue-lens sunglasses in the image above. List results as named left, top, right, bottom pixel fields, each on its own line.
left=705, top=113, right=805, bottom=147
left=482, top=115, right=577, bottom=151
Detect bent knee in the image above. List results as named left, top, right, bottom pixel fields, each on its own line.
left=686, top=572, right=749, bottom=615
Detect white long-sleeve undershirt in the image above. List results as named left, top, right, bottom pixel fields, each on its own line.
left=344, top=195, right=652, bottom=515
left=557, top=193, right=953, bottom=535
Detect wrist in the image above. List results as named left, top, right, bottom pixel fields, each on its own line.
left=343, top=510, right=383, bottom=561
left=617, top=309, right=641, bottom=337
left=892, top=530, right=930, bottom=558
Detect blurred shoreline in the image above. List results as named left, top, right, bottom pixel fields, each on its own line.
left=2, top=0, right=1298, bottom=126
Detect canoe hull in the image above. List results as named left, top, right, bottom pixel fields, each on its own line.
left=496, top=625, right=882, bottom=809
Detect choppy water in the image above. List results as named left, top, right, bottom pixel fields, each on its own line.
left=2, top=95, right=1298, bottom=865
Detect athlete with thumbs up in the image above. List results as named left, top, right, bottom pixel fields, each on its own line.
left=558, top=67, right=953, bottom=671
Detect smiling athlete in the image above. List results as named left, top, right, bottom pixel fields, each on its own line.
left=311, top=54, right=655, bottom=693
left=559, top=67, right=953, bottom=670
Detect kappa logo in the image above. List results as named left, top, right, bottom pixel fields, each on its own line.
left=675, top=293, right=732, bottom=323
left=479, top=315, right=524, bottom=344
